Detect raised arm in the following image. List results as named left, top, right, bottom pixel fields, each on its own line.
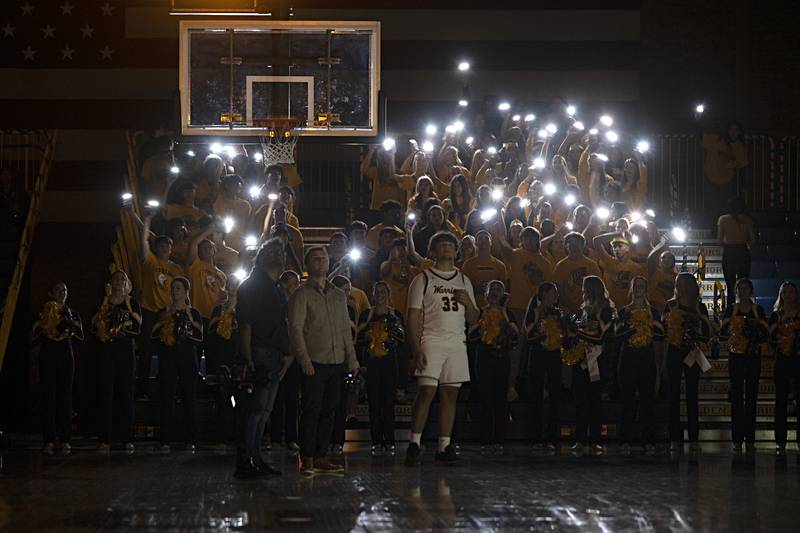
left=141, top=214, right=154, bottom=258
left=187, top=227, right=214, bottom=267
left=592, top=231, right=621, bottom=260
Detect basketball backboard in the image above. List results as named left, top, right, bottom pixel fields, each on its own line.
left=179, top=20, right=380, bottom=137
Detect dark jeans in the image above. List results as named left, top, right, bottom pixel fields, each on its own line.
left=477, top=348, right=509, bottom=445
left=137, top=309, right=159, bottom=392
left=97, top=340, right=136, bottom=444
left=269, top=360, right=300, bottom=444
left=332, top=381, right=348, bottom=446
left=529, top=347, right=562, bottom=444
left=666, top=346, right=700, bottom=442
left=301, top=362, right=344, bottom=458
left=239, top=347, right=282, bottom=460
left=729, top=353, right=761, bottom=444
left=618, top=346, right=656, bottom=445
left=572, top=365, right=602, bottom=444
left=207, top=334, right=237, bottom=442
left=40, top=340, right=74, bottom=444
left=158, top=344, right=198, bottom=445
left=722, top=245, right=751, bottom=308
left=774, top=355, right=800, bottom=445
left=366, top=354, right=397, bottom=446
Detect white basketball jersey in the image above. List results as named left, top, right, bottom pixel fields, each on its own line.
left=408, top=267, right=476, bottom=343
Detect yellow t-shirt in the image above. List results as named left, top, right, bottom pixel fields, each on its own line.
left=164, top=204, right=205, bottom=225
left=140, top=252, right=184, bottom=312
left=703, top=135, right=747, bottom=186
left=370, top=171, right=416, bottom=211
left=382, top=262, right=420, bottom=315
left=187, top=259, right=227, bottom=319
left=505, top=249, right=553, bottom=311
left=552, top=255, right=602, bottom=315
left=365, top=223, right=403, bottom=252
left=648, top=267, right=676, bottom=312
left=214, top=243, right=240, bottom=274
left=596, top=254, right=644, bottom=308
left=213, top=196, right=252, bottom=223
left=461, top=256, right=508, bottom=308
left=349, top=287, right=371, bottom=326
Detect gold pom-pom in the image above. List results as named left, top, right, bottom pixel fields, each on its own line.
left=479, top=308, right=504, bottom=346
left=629, top=308, right=654, bottom=348
left=727, top=315, right=749, bottom=354
left=540, top=315, right=562, bottom=351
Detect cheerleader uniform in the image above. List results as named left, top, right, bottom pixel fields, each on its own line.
left=94, top=296, right=141, bottom=445
left=154, top=307, right=203, bottom=447
left=616, top=305, right=661, bottom=447
left=770, top=308, right=800, bottom=448
left=526, top=304, right=564, bottom=446
left=722, top=303, right=767, bottom=448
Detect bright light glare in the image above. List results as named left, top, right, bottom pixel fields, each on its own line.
left=537, top=129, right=548, bottom=139
left=422, top=140, right=435, bottom=153
left=348, top=249, right=362, bottom=262
left=407, top=212, right=416, bottom=221
left=636, top=140, right=650, bottom=153
left=224, top=145, right=237, bottom=158
left=491, top=188, right=503, bottom=201
left=566, top=221, right=574, bottom=230
left=267, top=192, right=279, bottom=201
left=249, top=185, right=262, bottom=199
left=382, top=138, right=396, bottom=151
left=498, top=102, right=511, bottom=111
left=465, top=136, right=474, bottom=145
left=533, top=157, right=545, bottom=169
left=524, top=113, right=536, bottom=122
left=695, top=104, right=705, bottom=114
left=480, top=208, right=498, bottom=222
left=629, top=211, right=642, bottom=223
left=520, top=198, right=531, bottom=208
left=445, top=124, right=457, bottom=134
left=546, top=123, right=558, bottom=134
left=244, top=235, right=258, bottom=247
left=566, top=105, right=577, bottom=116
left=253, top=152, right=264, bottom=162
left=512, top=114, right=521, bottom=122
left=595, top=154, right=609, bottom=162
left=458, top=61, right=470, bottom=71
left=170, top=166, right=180, bottom=175
left=596, top=207, right=610, bottom=220
left=425, top=124, right=437, bottom=136
left=147, top=199, right=160, bottom=208
left=605, top=130, right=619, bottom=143
left=564, top=194, right=576, bottom=206
left=487, top=146, right=498, bottom=155
left=631, top=234, right=640, bottom=244
left=600, top=115, right=614, bottom=127
left=645, top=208, right=656, bottom=218
left=224, top=217, right=235, bottom=233
left=589, top=128, right=599, bottom=135
left=233, top=269, right=248, bottom=281
left=121, top=192, right=133, bottom=201
left=544, top=183, right=557, bottom=195
left=573, top=121, right=585, bottom=131
left=672, top=227, right=687, bottom=242
left=210, top=143, right=223, bottom=154
left=458, top=99, right=469, bottom=107
left=454, top=120, right=465, bottom=132
left=186, top=150, right=196, bottom=157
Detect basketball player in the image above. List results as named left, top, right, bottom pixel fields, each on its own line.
left=405, top=231, right=479, bottom=466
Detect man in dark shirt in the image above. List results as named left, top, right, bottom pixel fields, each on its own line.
left=234, top=238, right=288, bottom=479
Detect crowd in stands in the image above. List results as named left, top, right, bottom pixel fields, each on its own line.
left=27, top=102, right=800, bottom=468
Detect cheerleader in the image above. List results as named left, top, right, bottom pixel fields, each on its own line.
left=208, top=276, right=241, bottom=443
left=720, top=278, right=768, bottom=453
left=769, top=282, right=800, bottom=455
left=525, top=282, right=564, bottom=452
left=468, top=280, right=518, bottom=455
left=567, top=276, right=615, bottom=454
left=356, top=281, right=405, bottom=457
left=663, top=272, right=713, bottom=453
left=152, top=277, right=203, bottom=452
left=92, top=271, right=141, bottom=453
left=615, top=276, right=663, bottom=454
left=33, top=282, right=83, bottom=455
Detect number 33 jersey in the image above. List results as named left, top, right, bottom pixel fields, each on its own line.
left=408, top=267, right=477, bottom=344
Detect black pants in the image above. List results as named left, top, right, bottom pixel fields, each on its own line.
left=572, top=365, right=602, bottom=444
left=530, top=347, right=562, bottom=443
left=300, top=362, right=344, bottom=458
left=137, top=309, right=159, bottom=392
left=774, top=355, right=800, bottom=445
left=97, top=340, right=136, bottom=444
left=666, top=346, right=700, bottom=442
left=477, top=348, right=510, bottom=445
left=207, top=334, right=237, bottom=442
left=722, top=244, right=751, bottom=308
left=40, top=340, right=74, bottom=444
left=332, top=381, right=348, bottom=446
left=158, top=344, right=198, bottom=445
left=366, top=354, right=397, bottom=446
left=729, top=353, right=761, bottom=444
left=618, top=346, right=657, bottom=445
left=270, top=360, right=300, bottom=444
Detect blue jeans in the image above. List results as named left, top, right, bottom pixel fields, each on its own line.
left=239, top=347, right=282, bottom=461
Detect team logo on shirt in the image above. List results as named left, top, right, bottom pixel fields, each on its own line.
left=614, top=269, right=633, bottom=289
left=158, top=273, right=167, bottom=287
left=206, top=274, right=217, bottom=288
left=569, top=267, right=588, bottom=286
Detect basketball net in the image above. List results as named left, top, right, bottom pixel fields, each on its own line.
left=259, top=120, right=299, bottom=165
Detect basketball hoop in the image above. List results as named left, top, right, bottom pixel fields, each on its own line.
left=256, top=117, right=303, bottom=165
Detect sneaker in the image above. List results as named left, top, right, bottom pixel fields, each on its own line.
left=98, top=443, right=111, bottom=454
left=314, top=458, right=344, bottom=472
left=234, top=458, right=268, bottom=479
left=286, top=442, right=300, bottom=453
left=434, top=445, right=460, bottom=465
left=494, top=444, right=505, bottom=456
left=330, top=444, right=344, bottom=456
left=570, top=442, right=585, bottom=455
left=371, top=445, right=383, bottom=457
left=620, top=443, right=632, bottom=456
left=545, top=442, right=558, bottom=453
left=384, top=444, right=396, bottom=456
left=453, top=443, right=461, bottom=455
left=745, top=442, right=756, bottom=454
left=590, top=443, right=605, bottom=455
left=255, top=456, right=282, bottom=476
left=732, top=442, right=743, bottom=454
left=43, top=442, right=55, bottom=455
left=61, top=443, right=72, bottom=455
left=299, top=456, right=315, bottom=474
left=405, top=442, right=422, bottom=466
left=777, top=444, right=787, bottom=456
left=124, top=442, right=135, bottom=454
